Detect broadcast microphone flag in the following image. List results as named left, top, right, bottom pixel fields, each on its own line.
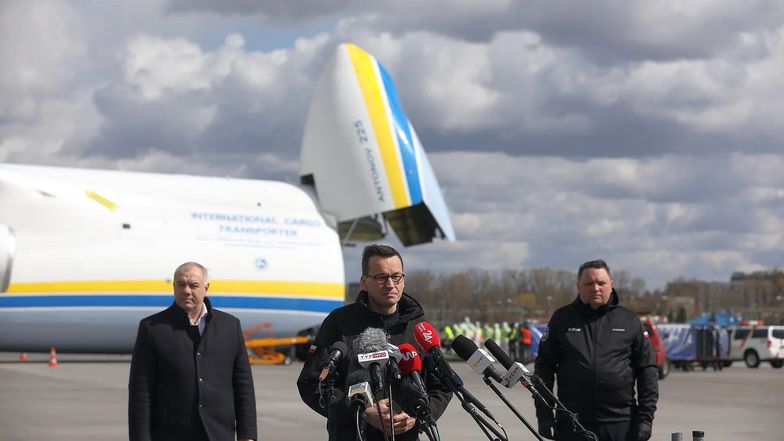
left=484, top=338, right=548, bottom=404
left=451, top=335, right=507, bottom=384
left=414, top=321, right=500, bottom=423
left=355, top=328, right=389, bottom=398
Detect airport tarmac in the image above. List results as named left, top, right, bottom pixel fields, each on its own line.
left=0, top=353, right=781, bottom=441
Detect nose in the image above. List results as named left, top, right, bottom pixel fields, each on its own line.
left=383, top=277, right=396, bottom=287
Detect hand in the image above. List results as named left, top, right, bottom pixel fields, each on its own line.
left=364, top=398, right=417, bottom=435
left=537, top=419, right=556, bottom=440
left=637, top=421, right=652, bottom=441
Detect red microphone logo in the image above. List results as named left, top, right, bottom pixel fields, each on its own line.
left=416, top=322, right=433, bottom=344
left=401, top=349, right=418, bottom=362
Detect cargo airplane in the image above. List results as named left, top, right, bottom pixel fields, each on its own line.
left=0, top=43, right=455, bottom=353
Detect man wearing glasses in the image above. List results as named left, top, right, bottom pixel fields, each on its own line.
left=297, top=244, right=452, bottom=440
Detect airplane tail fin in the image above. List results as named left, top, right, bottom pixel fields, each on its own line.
left=300, top=43, right=455, bottom=246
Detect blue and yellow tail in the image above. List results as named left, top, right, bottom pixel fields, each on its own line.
left=300, top=43, right=455, bottom=246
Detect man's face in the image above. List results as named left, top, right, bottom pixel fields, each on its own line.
left=173, top=266, right=208, bottom=316
left=360, top=255, right=404, bottom=315
left=577, top=267, right=613, bottom=309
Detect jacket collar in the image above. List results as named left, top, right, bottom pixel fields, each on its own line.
left=355, top=290, right=424, bottom=322
left=573, top=288, right=620, bottom=315
left=171, top=296, right=213, bottom=323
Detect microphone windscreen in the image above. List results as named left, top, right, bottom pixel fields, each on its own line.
left=451, top=335, right=479, bottom=361
left=398, top=343, right=422, bottom=374
left=413, top=321, right=441, bottom=352
left=356, top=327, right=387, bottom=353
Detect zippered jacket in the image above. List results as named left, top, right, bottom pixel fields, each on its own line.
left=297, top=290, right=452, bottom=441
left=534, top=289, right=658, bottom=426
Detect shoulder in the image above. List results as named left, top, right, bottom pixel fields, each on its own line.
left=139, top=305, right=178, bottom=325
left=611, top=305, right=641, bottom=321
left=316, top=303, right=361, bottom=333
left=609, top=307, right=644, bottom=330
left=551, top=303, right=578, bottom=321
left=208, top=308, right=242, bottom=327
left=330, top=302, right=363, bottom=320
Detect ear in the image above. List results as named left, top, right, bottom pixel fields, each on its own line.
left=205, top=282, right=210, bottom=292
left=359, top=275, right=368, bottom=291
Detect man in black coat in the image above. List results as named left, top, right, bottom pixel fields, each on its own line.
left=297, top=244, right=452, bottom=441
left=534, top=259, right=658, bottom=441
left=129, top=262, right=257, bottom=441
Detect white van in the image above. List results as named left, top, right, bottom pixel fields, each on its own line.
left=725, top=325, right=784, bottom=368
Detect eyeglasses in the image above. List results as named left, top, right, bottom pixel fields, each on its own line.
left=367, top=273, right=405, bottom=285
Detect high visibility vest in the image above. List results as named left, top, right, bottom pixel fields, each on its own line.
left=521, top=327, right=532, bottom=345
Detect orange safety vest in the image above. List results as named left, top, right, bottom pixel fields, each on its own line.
left=521, top=327, right=532, bottom=345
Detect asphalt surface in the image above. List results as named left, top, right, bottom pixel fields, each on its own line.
left=0, top=352, right=781, bottom=440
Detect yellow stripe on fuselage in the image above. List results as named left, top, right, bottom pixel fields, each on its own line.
left=346, top=43, right=409, bottom=208
left=85, top=191, right=117, bottom=211
left=5, top=280, right=344, bottom=299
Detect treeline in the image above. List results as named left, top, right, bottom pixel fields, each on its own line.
left=404, top=268, right=645, bottom=324
left=402, top=268, right=784, bottom=325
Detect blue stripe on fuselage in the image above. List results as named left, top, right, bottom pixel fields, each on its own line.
left=0, top=295, right=341, bottom=313
left=378, top=63, right=422, bottom=205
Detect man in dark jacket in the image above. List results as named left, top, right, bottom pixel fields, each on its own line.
left=297, top=244, right=452, bottom=441
left=534, top=259, right=658, bottom=441
left=129, top=262, right=257, bottom=441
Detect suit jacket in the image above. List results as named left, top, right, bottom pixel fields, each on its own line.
left=129, top=298, right=257, bottom=441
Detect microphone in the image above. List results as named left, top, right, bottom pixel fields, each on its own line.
left=484, top=338, right=547, bottom=403
left=319, top=341, right=349, bottom=382
left=346, top=369, right=374, bottom=441
left=356, top=327, right=389, bottom=397
left=396, top=343, right=435, bottom=428
left=414, top=322, right=498, bottom=422
left=398, top=343, right=428, bottom=400
left=347, top=369, right=375, bottom=410
left=386, top=342, right=403, bottom=382
left=451, top=335, right=505, bottom=384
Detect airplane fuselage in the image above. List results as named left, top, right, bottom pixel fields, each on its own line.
left=0, top=163, right=345, bottom=352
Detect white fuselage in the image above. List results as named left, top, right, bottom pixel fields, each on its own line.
left=0, top=164, right=345, bottom=352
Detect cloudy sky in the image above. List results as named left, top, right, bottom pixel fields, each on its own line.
left=2, top=0, right=783, bottom=290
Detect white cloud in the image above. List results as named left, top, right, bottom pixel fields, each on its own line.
left=1, top=0, right=782, bottom=290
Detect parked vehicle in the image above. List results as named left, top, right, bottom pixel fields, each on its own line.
left=724, top=325, right=784, bottom=368
left=657, top=323, right=728, bottom=372
left=641, top=319, right=670, bottom=379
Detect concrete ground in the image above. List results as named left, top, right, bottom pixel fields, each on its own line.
left=0, top=353, right=781, bottom=440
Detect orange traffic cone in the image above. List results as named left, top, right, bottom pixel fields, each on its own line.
left=19, top=353, right=29, bottom=362
left=48, top=346, right=58, bottom=367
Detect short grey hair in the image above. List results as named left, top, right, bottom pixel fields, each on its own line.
left=174, top=262, right=209, bottom=283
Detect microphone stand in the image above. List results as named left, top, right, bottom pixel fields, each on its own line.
left=529, top=374, right=597, bottom=441
left=324, top=373, right=338, bottom=441
left=436, top=369, right=506, bottom=441
left=454, top=388, right=508, bottom=441
left=482, top=375, right=544, bottom=441
left=386, top=380, right=395, bottom=441
left=427, top=354, right=507, bottom=441
left=418, top=420, right=439, bottom=441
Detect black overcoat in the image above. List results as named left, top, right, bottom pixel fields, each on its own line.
left=129, top=298, right=257, bottom=441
